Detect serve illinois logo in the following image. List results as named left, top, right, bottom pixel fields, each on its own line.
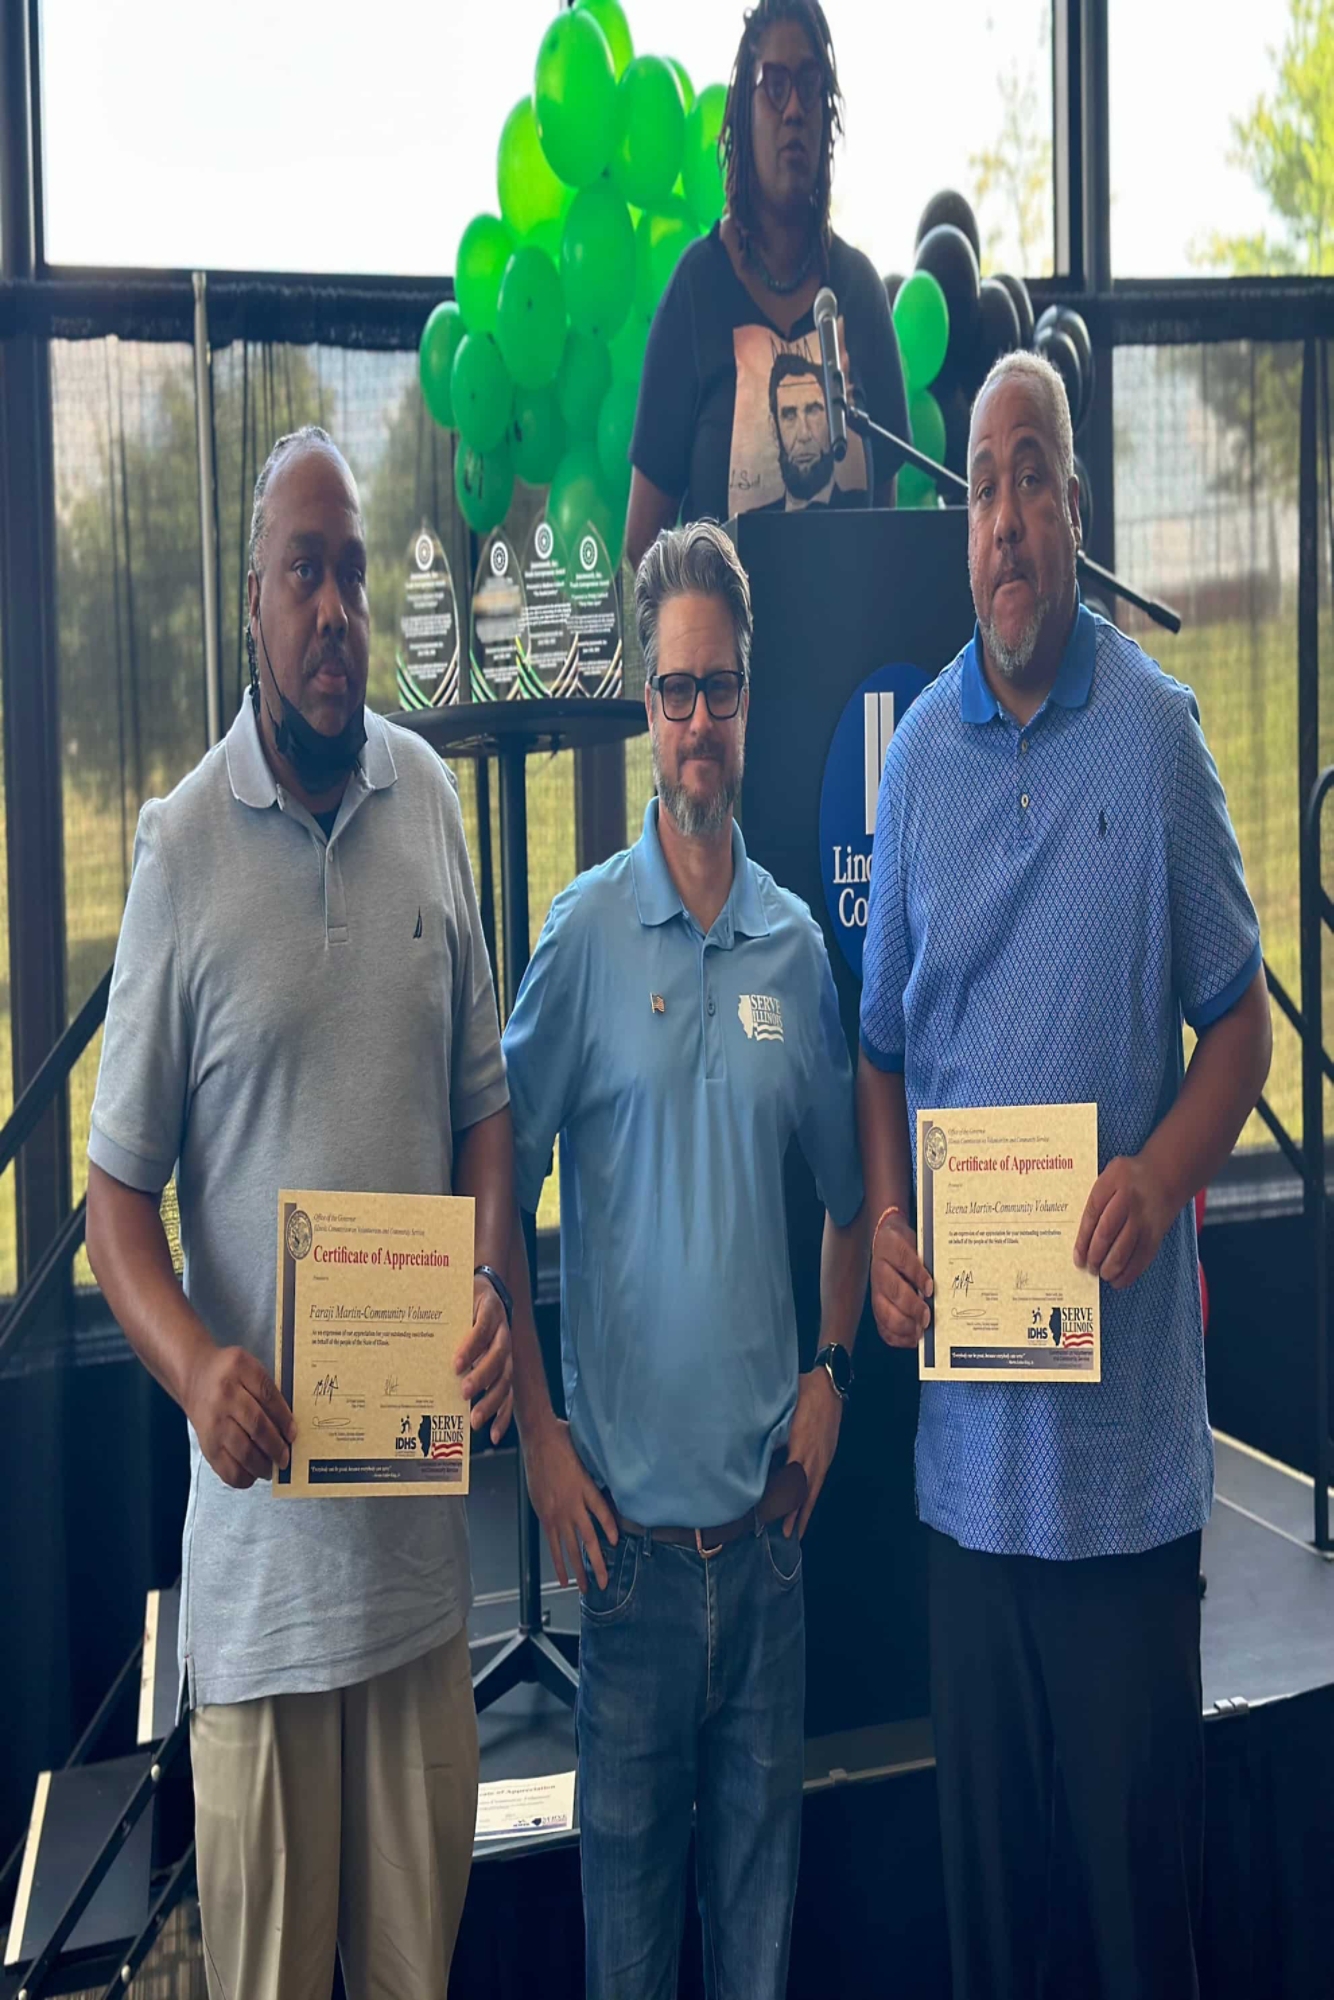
left=818, top=664, right=930, bottom=978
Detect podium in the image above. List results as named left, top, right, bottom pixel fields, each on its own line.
left=734, top=505, right=975, bottom=1736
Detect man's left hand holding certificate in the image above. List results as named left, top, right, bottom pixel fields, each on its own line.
left=274, top=1189, right=475, bottom=1497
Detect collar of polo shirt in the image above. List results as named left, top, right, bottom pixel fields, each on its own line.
left=225, top=695, right=398, bottom=810
left=960, top=597, right=1097, bottom=729
left=630, top=799, right=770, bottom=940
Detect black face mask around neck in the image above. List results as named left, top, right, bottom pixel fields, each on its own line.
left=253, top=614, right=367, bottom=795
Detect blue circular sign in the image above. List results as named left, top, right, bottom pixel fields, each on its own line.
left=819, top=662, right=931, bottom=978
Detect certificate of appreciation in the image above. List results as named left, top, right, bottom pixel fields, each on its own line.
left=273, top=1189, right=474, bottom=1497
left=917, top=1105, right=1100, bottom=1384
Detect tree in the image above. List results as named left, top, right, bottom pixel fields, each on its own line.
left=970, top=61, right=1054, bottom=278
left=1198, top=0, right=1334, bottom=276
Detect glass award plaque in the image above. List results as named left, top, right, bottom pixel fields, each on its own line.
left=520, top=514, right=579, bottom=696
left=395, top=522, right=460, bottom=709
left=566, top=524, right=624, bottom=698
left=470, top=530, right=528, bottom=701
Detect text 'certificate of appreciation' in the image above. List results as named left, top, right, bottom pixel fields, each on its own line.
left=273, top=1190, right=474, bottom=1498
left=917, top=1105, right=1100, bottom=1384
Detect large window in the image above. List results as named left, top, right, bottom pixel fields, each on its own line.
left=626, top=0, right=1053, bottom=277
left=39, top=0, right=552, bottom=273
left=1109, top=0, right=1308, bottom=277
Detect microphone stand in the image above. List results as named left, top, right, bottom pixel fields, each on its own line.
left=844, top=403, right=1182, bottom=637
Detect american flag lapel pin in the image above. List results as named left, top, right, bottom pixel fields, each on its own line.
left=651, top=992, right=666, bottom=1015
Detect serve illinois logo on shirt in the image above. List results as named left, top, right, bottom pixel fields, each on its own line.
left=737, top=994, right=784, bottom=1042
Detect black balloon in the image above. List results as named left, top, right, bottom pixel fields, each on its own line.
left=915, top=223, right=980, bottom=364
left=992, top=272, right=1035, bottom=350
left=915, top=189, right=981, bottom=265
left=1034, top=323, right=1082, bottom=426
left=883, top=271, right=904, bottom=309
left=976, top=278, right=1022, bottom=379
left=1073, top=452, right=1093, bottom=541
left=1035, top=305, right=1094, bottom=425
left=936, top=374, right=972, bottom=478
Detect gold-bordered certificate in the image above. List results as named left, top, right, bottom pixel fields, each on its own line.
left=273, top=1189, right=474, bottom=1497
left=917, top=1105, right=1100, bottom=1384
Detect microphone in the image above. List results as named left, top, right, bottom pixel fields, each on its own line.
left=813, top=286, right=849, bottom=463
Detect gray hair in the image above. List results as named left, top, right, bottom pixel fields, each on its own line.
left=635, top=520, right=754, bottom=688
left=247, top=425, right=351, bottom=576
left=971, top=350, right=1076, bottom=521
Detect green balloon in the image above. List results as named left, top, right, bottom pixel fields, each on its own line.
left=609, top=304, right=652, bottom=384
left=451, top=331, right=513, bottom=454
left=525, top=214, right=566, bottom=263
left=669, top=59, right=695, bottom=115
left=497, top=98, right=567, bottom=239
left=561, top=179, right=635, bottom=340
left=455, top=214, right=516, bottom=335
left=610, top=56, right=686, bottom=211
left=898, top=463, right=938, bottom=509
left=573, top=0, right=633, bottom=79
left=548, top=441, right=616, bottom=564
left=893, top=270, right=950, bottom=395
left=455, top=435, right=514, bottom=536
left=512, top=381, right=566, bottom=486
left=597, top=375, right=638, bottom=491
left=534, top=10, right=617, bottom=188
left=419, top=301, right=465, bottom=430
left=908, top=387, right=946, bottom=466
left=682, top=84, right=727, bottom=230
left=556, top=328, right=612, bottom=439
left=496, top=245, right=567, bottom=389
left=634, top=200, right=698, bottom=317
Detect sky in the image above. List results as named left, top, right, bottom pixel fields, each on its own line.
left=37, top=0, right=1289, bottom=280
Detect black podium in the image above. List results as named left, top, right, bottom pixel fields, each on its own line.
left=734, top=504, right=975, bottom=1737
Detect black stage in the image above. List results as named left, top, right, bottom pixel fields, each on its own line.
left=452, top=1436, right=1334, bottom=2000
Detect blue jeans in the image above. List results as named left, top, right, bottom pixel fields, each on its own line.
left=576, top=1515, right=805, bottom=2000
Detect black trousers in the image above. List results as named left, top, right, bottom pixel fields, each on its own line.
left=928, top=1525, right=1204, bottom=2000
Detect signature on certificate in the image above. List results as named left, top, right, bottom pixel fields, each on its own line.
left=313, top=1374, right=338, bottom=1404
left=1015, top=1269, right=1031, bottom=1292
left=951, top=1270, right=973, bottom=1297
left=384, top=1374, right=399, bottom=1398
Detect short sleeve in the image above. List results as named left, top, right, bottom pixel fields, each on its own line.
left=1168, top=699, right=1263, bottom=1030
left=859, top=741, right=910, bottom=1071
left=501, top=894, right=584, bottom=1214
left=796, top=930, right=863, bottom=1226
left=88, top=808, right=191, bottom=1194
left=447, top=798, right=509, bottom=1132
left=630, top=260, right=699, bottom=500
left=843, top=248, right=909, bottom=487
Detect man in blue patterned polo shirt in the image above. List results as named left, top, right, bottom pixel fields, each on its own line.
left=858, top=352, right=1271, bottom=2000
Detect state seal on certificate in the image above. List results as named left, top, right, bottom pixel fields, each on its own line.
left=274, top=1189, right=475, bottom=1497
left=917, top=1104, right=1100, bottom=1384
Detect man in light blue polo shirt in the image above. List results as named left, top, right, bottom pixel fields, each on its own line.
left=503, top=520, right=866, bottom=2000
left=858, top=352, right=1272, bottom=2000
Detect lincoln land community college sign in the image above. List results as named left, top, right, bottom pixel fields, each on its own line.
left=818, top=662, right=931, bottom=980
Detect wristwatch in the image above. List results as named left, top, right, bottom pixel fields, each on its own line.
left=814, top=1342, right=853, bottom=1401
left=474, top=1264, right=514, bottom=1326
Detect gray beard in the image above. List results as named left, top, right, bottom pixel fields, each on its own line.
left=652, top=732, right=744, bottom=838
left=979, top=590, right=1055, bottom=681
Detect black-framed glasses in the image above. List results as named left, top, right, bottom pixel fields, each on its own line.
left=649, top=670, right=746, bottom=721
left=753, top=58, right=823, bottom=115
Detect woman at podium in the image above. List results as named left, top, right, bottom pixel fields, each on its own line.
left=625, top=0, right=907, bottom=571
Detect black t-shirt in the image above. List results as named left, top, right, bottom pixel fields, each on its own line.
left=630, top=226, right=908, bottom=526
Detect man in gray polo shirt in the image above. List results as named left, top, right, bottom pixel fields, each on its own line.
left=86, top=426, right=514, bottom=2000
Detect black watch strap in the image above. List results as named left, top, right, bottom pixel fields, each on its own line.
left=815, top=1341, right=853, bottom=1400
left=474, top=1264, right=514, bottom=1326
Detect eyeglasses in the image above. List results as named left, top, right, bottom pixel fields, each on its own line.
left=753, top=58, right=823, bottom=115
left=649, top=671, right=746, bottom=722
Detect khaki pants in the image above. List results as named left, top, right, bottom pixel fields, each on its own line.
left=190, top=1627, right=478, bottom=2000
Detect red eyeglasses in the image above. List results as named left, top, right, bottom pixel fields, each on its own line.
left=753, top=58, right=823, bottom=115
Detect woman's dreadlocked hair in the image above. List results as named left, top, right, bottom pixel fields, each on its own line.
left=720, top=0, right=844, bottom=252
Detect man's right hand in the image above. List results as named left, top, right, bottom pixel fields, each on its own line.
left=524, top=1415, right=618, bottom=1593
left=184, top=1345, right=297, bottom=1490
left=870, top=1211, right=934, bottom=1349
